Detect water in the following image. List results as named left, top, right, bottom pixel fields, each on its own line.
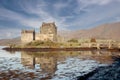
left=0, top=46, right=120, bottom=80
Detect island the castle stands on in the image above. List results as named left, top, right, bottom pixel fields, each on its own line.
left=2, top=21, right=115, bottom=50
left=21, top=22, right=59, bottom=44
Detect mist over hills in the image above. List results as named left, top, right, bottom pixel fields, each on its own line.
left=0, top=22, right=120, bottom=45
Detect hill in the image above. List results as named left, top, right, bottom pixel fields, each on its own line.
left=59, top=22, right=120, bottom=41
left=0, top=37, right=21, bottom=46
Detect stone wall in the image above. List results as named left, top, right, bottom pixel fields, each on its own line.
left=36, top=33, right=55, bottom=41
left=40, top=22, right=57, bottom=35
left=40, top=22, right=57, bottom=42
left=21, top=30, right=35, bottom=43
left=57, top=35, right=65, bottom=43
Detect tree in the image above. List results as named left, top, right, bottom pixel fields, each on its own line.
left=67, top=39, right=78, bottom=43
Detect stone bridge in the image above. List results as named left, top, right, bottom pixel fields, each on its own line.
left=81, top=42, right=120, bottom=49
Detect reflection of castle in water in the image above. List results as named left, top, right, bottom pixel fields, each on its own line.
left=20, top=50, right=117, bottom=76
left=36, top=57, right=57, bottom=74
left=21, top=52, right=57, bottom=75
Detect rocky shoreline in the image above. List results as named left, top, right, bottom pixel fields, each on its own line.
left=77, top=57, right=120, bottom=80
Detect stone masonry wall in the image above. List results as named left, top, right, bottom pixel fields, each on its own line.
left=21, top=30, right=35, bottom=43
left=40, top=22, right=57, bottom=42
left=36, top=33, right=55, bottom=41
left=21, top=22, right=58, bottom=43
left=40, top=22, right=57, bottom=35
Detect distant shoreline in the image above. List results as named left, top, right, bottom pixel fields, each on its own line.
left=2, top=47, right=120, bottom=52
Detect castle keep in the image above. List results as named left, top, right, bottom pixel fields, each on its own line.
left=21, top=22, right=57, bottom=43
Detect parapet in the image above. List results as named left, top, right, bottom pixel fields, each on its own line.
left=42, top=22, right=56, bottom=27
left=21, top=30, right=35, bottom=33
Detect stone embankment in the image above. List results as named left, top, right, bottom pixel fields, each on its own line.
left=3, top=47, right=120, bottom=52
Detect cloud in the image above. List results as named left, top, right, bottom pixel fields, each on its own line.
left=68, top=0, right=120, bottom=29
left=53, top=1, right=69, bottom=11
left=114, top=16, right=120, bottom=22
left=75, top=0, right=119, bottom=14
left=0, top=0, right=120, bottom=39
left=77, top=0, right=113, bottom=6
left=17, top=0, right=71, bottom=30
left=0, top=7, right=23, bottom=21
left=0, top=28, right=20, bottom=39
left=0, top=0, right=72, bottom=39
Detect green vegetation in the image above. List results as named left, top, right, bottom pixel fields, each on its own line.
left=9, top=38, right=84, bottom=48
left=25, top=40, right=61, bottom=48
left=67, top=39, right=78, bottom=43
left=24, top=39, right=81, bottom=48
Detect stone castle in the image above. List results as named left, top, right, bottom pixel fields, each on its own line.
left=21, top=22, right=58, bottom=43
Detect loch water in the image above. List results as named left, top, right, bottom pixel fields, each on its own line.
left=0, top=46, right=120, bottom=80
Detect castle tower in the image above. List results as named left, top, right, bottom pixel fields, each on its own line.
left=40, top=22, right=57, bottom=34
left=21, top=30, right=35, bottom=43
left=40, top=22, right=57, bottom=41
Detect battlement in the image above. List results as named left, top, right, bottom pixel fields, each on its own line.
left=42, top=22, right=56, bottom=26
left=21, top=30, right=35, bottom=33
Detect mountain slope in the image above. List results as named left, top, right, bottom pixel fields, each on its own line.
left=0, top=37, right=21, bottom=46
left=59, top=22, right=120, bottom=41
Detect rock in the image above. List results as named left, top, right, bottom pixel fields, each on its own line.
left=27, top=72, right=35, bottom=78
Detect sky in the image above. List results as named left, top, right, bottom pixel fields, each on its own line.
left=0, top=0, right=120, bottom=39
